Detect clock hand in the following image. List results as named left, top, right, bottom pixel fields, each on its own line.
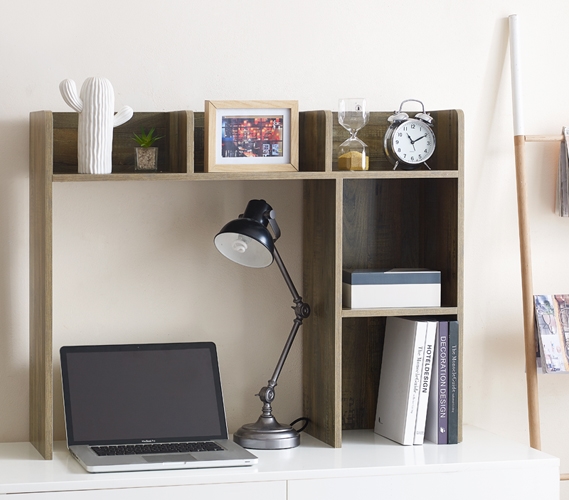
left=411, top=134, right=428, bottom=145
left=406, top=133, right=416, bottom=150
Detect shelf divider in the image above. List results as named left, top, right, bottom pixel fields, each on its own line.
left=29, top=110, right=54, bottom=459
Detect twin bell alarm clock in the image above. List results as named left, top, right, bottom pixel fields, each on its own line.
left=383, top=99, right=436, bottom=170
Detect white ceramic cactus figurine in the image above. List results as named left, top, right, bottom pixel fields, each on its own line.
left=59, top=77, right=133, bottom=174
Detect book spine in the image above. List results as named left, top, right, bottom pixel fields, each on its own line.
left=404, top=326, right=427, bottom=445
left=426, top=321, right=449, bottom=444
left=413, top=321, right=437, bottom=445
left=437, top=321, right=449, bottom=444
left=447, top=321, right=459, bottom=444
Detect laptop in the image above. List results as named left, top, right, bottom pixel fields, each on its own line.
left=60, top=342, right=258, bottom=473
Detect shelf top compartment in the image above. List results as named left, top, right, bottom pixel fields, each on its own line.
left=31, top=109, right=463, bottom=182
left=46, top=111, right=192, bottom=177
left=300, top=109, right=463, bottom=174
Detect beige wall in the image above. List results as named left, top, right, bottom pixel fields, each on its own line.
left=2, top=0, right=569, bottom=495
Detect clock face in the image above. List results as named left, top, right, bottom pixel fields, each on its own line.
left=387, top=118, right=436, bottom=165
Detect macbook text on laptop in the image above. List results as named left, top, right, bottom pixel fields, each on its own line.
left=60, top=342, right=258, bottom=473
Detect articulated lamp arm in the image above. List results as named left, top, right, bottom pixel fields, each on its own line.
left=256, top=246, right=311, bottom=406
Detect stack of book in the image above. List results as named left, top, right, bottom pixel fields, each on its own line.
left=374, top=316, right=459, bottom=446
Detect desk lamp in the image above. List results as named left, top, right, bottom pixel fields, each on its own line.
left=214, top=199, right=310, bottom=450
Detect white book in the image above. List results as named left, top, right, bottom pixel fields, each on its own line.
left=374, top=317, right=429, bottom=445
left=413, top=320, right=437, bottom=444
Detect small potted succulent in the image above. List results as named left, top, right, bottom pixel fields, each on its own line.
left=132, top=128, right=163, bottom=171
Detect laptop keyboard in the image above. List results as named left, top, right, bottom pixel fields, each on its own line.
left=91, top=441, right=224, bottom=456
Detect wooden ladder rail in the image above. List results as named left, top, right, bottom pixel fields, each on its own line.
left=514, top=133, right=569, bottom=481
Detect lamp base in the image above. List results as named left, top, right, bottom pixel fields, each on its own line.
left=233, top=414, right=300, bottom=450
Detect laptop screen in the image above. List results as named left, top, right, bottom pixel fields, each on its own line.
left=60, top=342, right=228, bottom=446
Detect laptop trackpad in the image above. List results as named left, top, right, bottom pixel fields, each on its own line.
left=143, top=454, right=197, bottom=463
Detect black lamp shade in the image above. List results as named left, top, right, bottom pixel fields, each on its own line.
left=214, top=218, right=275, bottom=268
left=215, top=199, right=277, bottom=268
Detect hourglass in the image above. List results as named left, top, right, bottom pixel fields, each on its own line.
left=338, top=98, right=370, bottom=171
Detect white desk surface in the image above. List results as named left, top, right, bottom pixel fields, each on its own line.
left=0, top=426, right=559, bottom=495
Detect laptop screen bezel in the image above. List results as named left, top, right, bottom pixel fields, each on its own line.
left=60, top=342, right=229, bottom=446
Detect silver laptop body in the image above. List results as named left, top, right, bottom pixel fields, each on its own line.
left=60, top=342, right=258, bottom=473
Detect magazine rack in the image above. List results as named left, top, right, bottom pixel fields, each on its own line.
left=509, top=14, right=568, bottom=481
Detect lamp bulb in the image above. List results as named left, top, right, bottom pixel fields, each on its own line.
left=232, top=239, right=248, bottom=253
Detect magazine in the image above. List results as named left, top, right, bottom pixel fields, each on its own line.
left=534, top=295, right=569, bottom=373
left=557, top=127, right=569, bottom=217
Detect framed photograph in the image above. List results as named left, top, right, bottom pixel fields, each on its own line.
left=205, top=100, right=298, bottom=173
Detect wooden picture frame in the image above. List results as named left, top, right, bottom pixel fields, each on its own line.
left=204, top=100, right=298, bottom=173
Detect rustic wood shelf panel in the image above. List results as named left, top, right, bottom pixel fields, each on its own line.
left=341, top=306, right=459, bottom=318
left=52, top=170, right=459, bottom=182
left=29, top=111, right=54, bottom=460
left=29, top=108, right=463, bottom=456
